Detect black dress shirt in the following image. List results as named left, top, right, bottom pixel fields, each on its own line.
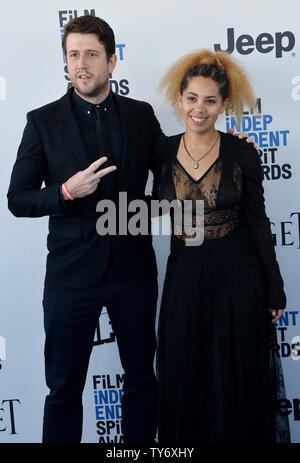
left=59, top=88, right=124, bottom=207
left=72, top=88, right=123, bottom=169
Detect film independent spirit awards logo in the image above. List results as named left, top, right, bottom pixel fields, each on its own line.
left=225, top=96, right=292, bottom=182
left=214, top=28, right=298, bottom=177
left=214, top=28, right=296, bottom=182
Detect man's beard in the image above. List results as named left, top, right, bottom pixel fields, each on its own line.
left=74, top=78, right=110, bottom=98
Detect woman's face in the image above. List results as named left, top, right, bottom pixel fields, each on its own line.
left=177, top=76, right=227, bottom=134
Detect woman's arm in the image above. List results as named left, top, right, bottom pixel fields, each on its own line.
left=237, top=140, right=286, bottom=315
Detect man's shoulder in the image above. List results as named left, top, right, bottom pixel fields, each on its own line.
left=28, top=100, right=57, bottom=118
left=27, top=91, right=70, bottom=120
left=113, top=92, right=153, bottom=112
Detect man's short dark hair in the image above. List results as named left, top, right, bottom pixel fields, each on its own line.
left=62, top=15, right=115, bottom=59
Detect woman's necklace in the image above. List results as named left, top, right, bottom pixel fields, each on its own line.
left=182, top=132, right=220, bottom=169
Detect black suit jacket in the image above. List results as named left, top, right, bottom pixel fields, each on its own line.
left=8, top=89, right=163, bottom=288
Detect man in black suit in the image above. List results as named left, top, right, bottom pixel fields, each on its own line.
left=8, top=15, right=162, bottom=443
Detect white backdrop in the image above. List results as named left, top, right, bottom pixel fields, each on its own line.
left=0, top=0, right=299, bottom=443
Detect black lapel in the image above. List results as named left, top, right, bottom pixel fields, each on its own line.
left=113, top=93, right=136, bottom=188
left=56, top=88, right=91, bottom=169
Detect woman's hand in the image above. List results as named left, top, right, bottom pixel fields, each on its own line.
left=269, top=308, right=284, bottom=323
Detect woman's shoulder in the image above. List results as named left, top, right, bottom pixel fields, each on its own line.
left=219, top=130, right=255, bottom=150
left=159, top=132, right=183, bottom=148
left=220, top=130, right=261, bottom=169
left=155, top=133, right=183, bottom=160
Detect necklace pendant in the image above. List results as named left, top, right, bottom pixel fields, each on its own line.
left=193, top=162, right=199, bottom=169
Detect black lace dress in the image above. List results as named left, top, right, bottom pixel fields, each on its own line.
left=156, top=131, right=290, bottom=444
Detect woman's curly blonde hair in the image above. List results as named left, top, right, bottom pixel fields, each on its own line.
left=159, top=49, right=255, bottom=117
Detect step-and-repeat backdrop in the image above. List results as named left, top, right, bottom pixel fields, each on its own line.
left=0, top=0, right=299, bottom=443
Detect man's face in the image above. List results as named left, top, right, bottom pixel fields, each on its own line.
left=65, top=33, right=117, bottom=102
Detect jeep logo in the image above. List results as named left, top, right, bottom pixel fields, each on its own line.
left=214, top=28, right=295, bottom=58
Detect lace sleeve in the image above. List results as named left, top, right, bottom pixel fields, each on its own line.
left=237, top=140, right=286, bottom=310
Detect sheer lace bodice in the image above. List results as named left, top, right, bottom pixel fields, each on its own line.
left=172, top=157, right=242, bottom=241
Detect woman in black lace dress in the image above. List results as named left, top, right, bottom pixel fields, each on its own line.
left=157, top=49, right=290, bottom=443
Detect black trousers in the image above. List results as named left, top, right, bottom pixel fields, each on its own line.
left=42, top=258, right=158, bottom=443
